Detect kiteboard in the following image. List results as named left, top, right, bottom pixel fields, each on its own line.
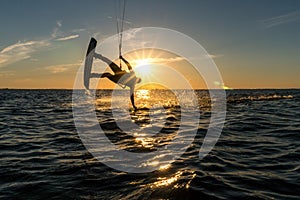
left=84, top=37, right=97, bottom=90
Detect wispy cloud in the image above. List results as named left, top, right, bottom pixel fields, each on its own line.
left=261, top=10, right=300, bottom=28
left=44, top=63, right=80, bottom=74
left=0, top=70, right=15, bottom=78
left=72, top=28, right=86, bottom=33
left=56, top=34, right=79, bottom=41
left=56, top=20, right=62, bottom=27
left=0, top=40, right=50, bottom=68
left=122, top=28, right=143, bottom=41
left=134, top=54, right=222, bottom=65
left=158, top=54, right=222, bottom=62
left=52, top=20, right=63, bottom=38
left=207, top=54, right=223, bottom=59
left=151, top=56, right=185, bottom=64
left=131, top=56, right=185, bottom=67
left=52, top=20, right=81, bottom=41
left=0, top=18, right=87, bottom=66
left=0, top=19, right=85, bottom=69
left=107, top=16, right=132, bottom=25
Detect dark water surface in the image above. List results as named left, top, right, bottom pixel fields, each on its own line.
left=0, top=89, right=299, bottom=199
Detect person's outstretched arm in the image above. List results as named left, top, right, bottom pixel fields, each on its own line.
left=120, top=56, right=133, bottom=70
left=130, top=86, right=137, bottom=110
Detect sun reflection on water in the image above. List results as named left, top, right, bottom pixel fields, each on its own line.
left=159, top=164, right=171, bottom=171
left=151, top=171, right=183, bottom=188
left=136, top=89, right=150, bottom=99
left=135, top=137, right=155, bottom=148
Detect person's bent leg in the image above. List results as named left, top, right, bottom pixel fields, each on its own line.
left=90, top=72, right=112, bottom=78
left=94, top=53, right=112, bottom=65
left=92, top=72, right=120, bottom=85
left=94, top=53, right=122, bottom=74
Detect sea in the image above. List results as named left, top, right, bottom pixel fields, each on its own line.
left=0, top=89, right=299, bottom=200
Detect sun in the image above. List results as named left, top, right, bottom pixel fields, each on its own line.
left=135, top=65, right=152, bottom=75
left=134, top=58, right=151, bottom=66
left=133, top=59, right=152, bottom=76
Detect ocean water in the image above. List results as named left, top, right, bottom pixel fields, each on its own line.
left=0, top=89, right=299, bottom=199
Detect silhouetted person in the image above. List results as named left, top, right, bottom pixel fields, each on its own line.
left=91, top=53, right=141, bottom=110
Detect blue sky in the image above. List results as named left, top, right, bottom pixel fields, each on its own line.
left=0, top=0, right=299, bottom=88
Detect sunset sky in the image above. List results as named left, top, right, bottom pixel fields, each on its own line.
left=0, top=0, right=299, bottom=89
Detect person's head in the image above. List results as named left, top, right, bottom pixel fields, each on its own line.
left=136, top=77, right=142, bottom=84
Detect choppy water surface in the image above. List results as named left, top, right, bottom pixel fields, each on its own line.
left=0, top=89, right=299, bottom=199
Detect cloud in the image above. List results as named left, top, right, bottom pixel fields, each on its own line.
left=151, top=54, right=222, bottom=64
left=0, top=70, right=15, bottom=78
left=131, top=56, right=185, bottom=67
left=0, top=40, right=50, bottom=68
left=72, top=28, right=86, bottom=33
left=261, top=10, right=300, bottom=28
left=52, top=20, right=63, bottom=38
left=44, top=63, right=80, bottom=74
left=51, top=27, right=60, bottom=38
left=122, top=28, right=143, bottom=41
left=207, top=54, right=223, bottom=59
left=151, top=56, right=185, bottom=64
left=130, top=53, right=222, bottom=67
left=0, top=19, right=85, bottom=69
left=108, top=16, right=132, bottom=25
left=56, top=34, right=79, bottom=41
left=57, top=20, right=62, bottom=27
left=52, top=19, right=83, bottom=40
